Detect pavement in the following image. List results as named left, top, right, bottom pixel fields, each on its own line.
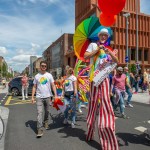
left=0, top=84, right=9, bottom=150
left=0, top=87, right=149, bottom=150
left=0, top=106, right=9, bottom=150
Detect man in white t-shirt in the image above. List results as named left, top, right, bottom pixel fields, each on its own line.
left=84, top=28, right=119, bottom=150
left=32, top=61, right=57, bottom=137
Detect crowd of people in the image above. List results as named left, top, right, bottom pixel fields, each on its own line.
left=24, top=28, right=150, bottom=149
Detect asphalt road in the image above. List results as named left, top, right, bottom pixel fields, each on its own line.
left=4, top=97, right=150, bottom=150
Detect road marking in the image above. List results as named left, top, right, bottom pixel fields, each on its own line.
left=148, top=120, right=150, bottom=124
left=7, top=101, right=32, bottom=105
left=135, top=126, right=147, bottom=133
left=4, top=96, right=32, bottom=106
left=4, top=96, right=12, bottom=106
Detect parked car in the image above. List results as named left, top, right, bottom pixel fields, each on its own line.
left=8, top=76, right=33, bottom=96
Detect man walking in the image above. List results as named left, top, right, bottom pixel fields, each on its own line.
left=111, top=67, right=129, bottom=118
left=32, top=61, right=57, bottom=137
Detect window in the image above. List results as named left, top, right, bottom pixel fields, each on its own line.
left=138, top=49, right=142, bottom=61
left=68, top=57, right=71, bottom=66
left=131, top=49, right=136, bottom=60
left=144, top=50, right=148, bottom=61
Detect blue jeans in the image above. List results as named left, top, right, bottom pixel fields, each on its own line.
left=119, top=93, right=125, bottom=114
left=126, top=87, right=132, bottom=104
left=114, top=92, right=125, bottom=114
left=64, top=95, right=76, bottom=123
left=134, top=81, right=139, bottom=92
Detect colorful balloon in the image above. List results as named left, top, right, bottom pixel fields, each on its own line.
left=99, top=12, right=117, bottom=27
left=98, top=0, right=126, bottom=15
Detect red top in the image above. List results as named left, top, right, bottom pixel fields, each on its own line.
left=21, top=76, right=28, bottom=87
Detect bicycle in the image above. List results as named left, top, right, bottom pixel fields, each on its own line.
left=0, top=115, right=5, bottom=140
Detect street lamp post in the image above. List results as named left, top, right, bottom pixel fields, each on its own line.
left=136, top=0, right=139, bottom=73
left=123, top=12, right=130, bottom=68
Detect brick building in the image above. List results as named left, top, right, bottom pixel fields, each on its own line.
left=43, top=33, right=76, bottom=78
left=33, top=57, right=43, bottom=75
left=75, top=0, right=150, bottom=71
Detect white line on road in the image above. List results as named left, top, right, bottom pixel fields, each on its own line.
left=148, top=120, right=150, bottom=124
left=135, top=126, right=147, bottom=133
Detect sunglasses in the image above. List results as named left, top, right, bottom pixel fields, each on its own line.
left=41, top=65, right=47, bottom=68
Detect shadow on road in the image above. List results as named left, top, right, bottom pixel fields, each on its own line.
left=58, top=127, right=101, bottom=150
left=25, top=120, right=37, bottom=134
left=49, top=112, right=101, bottom=149
left=116, top=132, right=150, bottom=147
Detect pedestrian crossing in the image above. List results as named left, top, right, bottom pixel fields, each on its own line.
left=134, top=120, right=150, bottom=133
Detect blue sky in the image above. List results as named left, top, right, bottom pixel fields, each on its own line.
left=0, top=0, right=150, bottom=72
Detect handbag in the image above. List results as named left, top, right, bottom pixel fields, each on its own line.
left=64, top=91, right=74, bottom=98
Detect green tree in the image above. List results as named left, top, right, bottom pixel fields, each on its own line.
left=128, top=64, right=136, bottom=74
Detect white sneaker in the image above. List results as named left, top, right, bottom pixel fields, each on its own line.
left=81, top=104, right=86, bottom=108
left=71, top=122, right=75, bottom=128
left=128, top=104, right=133, bottom=108
left=78, top=108, right=82, bottom=113
left=22, top=98, right=25, bottom=100
left=63, top=118, right=68, bottom=124
left=126, top=103, right=133, bottom=108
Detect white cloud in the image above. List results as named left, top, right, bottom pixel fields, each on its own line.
left=12, top=55, right=31, bottom=63
left=0, top=0, right=74, bottom=72
left=0, top=13, right=74, bottom=49
left=0, top=46, right=8, bottom=55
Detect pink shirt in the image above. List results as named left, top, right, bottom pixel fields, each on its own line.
left=112, top=74, right=126, bottom=91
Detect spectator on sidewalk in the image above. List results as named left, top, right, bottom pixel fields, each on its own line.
left=130, top=73, right=135, bottom=90
left=142, top=70, right=149, bottom=92
left=31, top=61, right=57, bottom=137
left=134, top=73, right=140, bottom=94
left=124, top=67, right=133, bottom=108
left=21, top=73, right=29, bottom=100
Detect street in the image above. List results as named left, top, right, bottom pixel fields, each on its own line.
left=2, top=93, right=150, bottom=150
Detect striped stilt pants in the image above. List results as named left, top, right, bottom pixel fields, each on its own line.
left=87, top=78, right=119, bottom=150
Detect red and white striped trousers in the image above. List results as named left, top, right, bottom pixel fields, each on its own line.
left=87, top=78, right=119, bottom=150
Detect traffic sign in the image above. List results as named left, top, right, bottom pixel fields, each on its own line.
left=125, top=56, right=129, bottom=63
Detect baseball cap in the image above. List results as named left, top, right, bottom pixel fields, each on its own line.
left=98, top=28, right=110, bottom=37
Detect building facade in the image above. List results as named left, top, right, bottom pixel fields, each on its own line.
left=30, top=56, right=37, bottom=77
left=75, top=0, right=150, bottom=71
left=43, top=33, right=76, bottom=79
left=33, top=57, right=43, bottom=75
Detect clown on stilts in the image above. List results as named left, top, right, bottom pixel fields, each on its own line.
left=84, top=28, right=119, bottom=150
